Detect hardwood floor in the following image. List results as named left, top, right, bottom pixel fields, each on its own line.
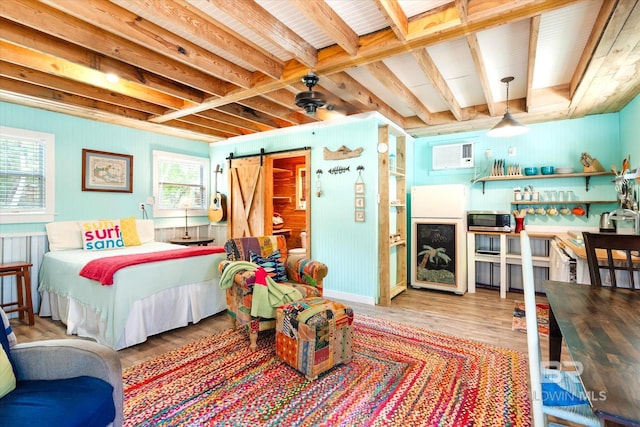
left=9, top=286, right=564, bottom=370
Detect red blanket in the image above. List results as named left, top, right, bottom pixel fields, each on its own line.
left=79, top=246, right=225, bottom=285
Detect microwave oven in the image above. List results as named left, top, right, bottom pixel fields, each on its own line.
left=467, top=211, right=512, bottom=232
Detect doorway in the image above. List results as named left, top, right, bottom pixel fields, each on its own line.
left=226, top=149, right=311, bottom=256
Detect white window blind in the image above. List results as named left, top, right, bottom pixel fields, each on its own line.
left=0, top=126, right=55, bottom=224
left=152, top=150, right=209, bottom=218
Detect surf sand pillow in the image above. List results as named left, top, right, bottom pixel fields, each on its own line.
left=80, top=219, right=125, bottom=251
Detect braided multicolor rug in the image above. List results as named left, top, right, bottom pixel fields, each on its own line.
left=123, top=315, right=531, bottom=426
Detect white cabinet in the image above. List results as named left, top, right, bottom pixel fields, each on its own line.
left=467, top=231, right=554, bottom=298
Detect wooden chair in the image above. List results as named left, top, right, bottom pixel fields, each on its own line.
left=520, top=231, right=602, bottom=427
left=582, top=232, right=640, bottom=289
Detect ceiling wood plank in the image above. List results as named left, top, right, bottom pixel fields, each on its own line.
left=372, top=0, right=409, bottom=41
left=110, top=0, right=283, bottom=79
left=568, top=0, right=634, bottom=116
left=569, top=0, right=619, bottom=100
left=365, top=60, right=433, bottom=124
left=289, top=0, right=359, bottom=56
left=39, top=0, right=254, bottom=88
left=210, top=0, right=318, bottom=69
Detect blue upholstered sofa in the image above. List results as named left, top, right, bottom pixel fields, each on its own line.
left=0, top=308, right=123, bottom=426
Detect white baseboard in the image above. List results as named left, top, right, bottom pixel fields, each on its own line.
left=322, top=289, right=376, bottom=306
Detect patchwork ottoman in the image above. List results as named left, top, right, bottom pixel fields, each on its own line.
left=276, top=297, right=353, bottom=380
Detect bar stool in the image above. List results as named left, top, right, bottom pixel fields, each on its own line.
left=0, top=262, right=34, bottom=325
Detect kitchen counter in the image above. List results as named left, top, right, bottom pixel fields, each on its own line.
left=555, top=233, right=640, bottom=263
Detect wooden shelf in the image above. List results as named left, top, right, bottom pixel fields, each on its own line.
left=273, top=167, right=292, bottom=176
left=511, top=200, right=617, bottom=217
left=473, top=171, right=615, bottom=193
left=390, top=239, right=406, bottom=247
left=273, top=196, right=291, bottom=203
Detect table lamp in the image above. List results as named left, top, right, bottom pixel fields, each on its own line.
left=179, top=197, right=193, bottom=239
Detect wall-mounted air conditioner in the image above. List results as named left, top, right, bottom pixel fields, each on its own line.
left=432, top=142, right=474, bottom=170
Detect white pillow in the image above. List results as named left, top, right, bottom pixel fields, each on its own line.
left=45, top=221, right=83, bottom=251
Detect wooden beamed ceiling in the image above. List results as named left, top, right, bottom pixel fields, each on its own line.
left=0, top=0, right=638, bottom=143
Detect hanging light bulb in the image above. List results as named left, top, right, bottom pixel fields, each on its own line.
left=487, top=76, right=529, bottom=138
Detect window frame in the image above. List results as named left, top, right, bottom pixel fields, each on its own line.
left=152, top=150, right=210, bottom=219
left=0, top=126, right=55, bottom=224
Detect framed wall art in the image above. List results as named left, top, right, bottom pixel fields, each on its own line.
left=355, top=196, right=365, bottom=209
left=82, top=149, right=133, bottom=193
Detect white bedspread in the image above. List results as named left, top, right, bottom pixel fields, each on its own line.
left=38, top=242, right=227, bottom=349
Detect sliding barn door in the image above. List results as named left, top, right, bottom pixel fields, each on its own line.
left=227, top=156, right=273, bottom=238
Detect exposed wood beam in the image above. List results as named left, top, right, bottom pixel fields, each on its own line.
left=411, top=49, right=461, bottom=122
left=0, top=89, right=222, bottom=142
left=237, top=96, right=316, bottom=126
left=465, top=34, right=495, bottom=116
left=1, top=0, right=237, bottom=95
left=214, top=103, right=285, bottom=130
left=109, top=0, right=284, bottom=79
left=196, top=109, right=273, bottom=134
left=0, top=18, right=207, bottom=103
left=322, top=72, right=406, bottom=129
left=38, top=0, right=253, bottom=88
left=209, top=0, right=318, bottom=69
left=406, top=3, right=461, bottom=40
left=372, top=0, right=409, bottom=41
left=365, top=60, right=433, bottom=124
left=289, top=0, right=359, bottom=56
left=1, top=41, right=192, bottom=110
left=0, top=60, right=167, bottom=115
left=151, top=0, right=582, bottom=124
left=526, top=14, right=541, bottom=111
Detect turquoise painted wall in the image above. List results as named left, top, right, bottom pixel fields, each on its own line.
left=0, top=102, right=210, bottom=235
left=210, top=117, right=382, bottom=300
left=412, top=113, right=624, bottom=229
left=1, top=92, right=637, bottom=301
left=620, top=94, right=640, bottom=166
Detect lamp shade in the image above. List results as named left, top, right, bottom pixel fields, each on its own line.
left=487, top=112, right=529, bottom=138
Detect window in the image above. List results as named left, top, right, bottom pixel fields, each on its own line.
left=0, top=126, right=55, bottom=224
left=152, top=150, right=209, bottom=218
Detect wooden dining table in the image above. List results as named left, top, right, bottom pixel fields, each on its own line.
left=544, top=280, right=640, bottom=426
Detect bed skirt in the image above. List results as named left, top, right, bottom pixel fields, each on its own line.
left=39, top=279, right=226, bottom=350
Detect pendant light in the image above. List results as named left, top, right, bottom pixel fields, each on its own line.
left=487, top=76, right=529, bottom=137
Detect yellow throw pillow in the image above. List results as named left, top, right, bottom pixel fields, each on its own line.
left=120, top=216, right=141, bottom=246
left=0, top=347, right=16, bottom=398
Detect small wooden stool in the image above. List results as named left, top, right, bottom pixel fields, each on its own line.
left=0, top=262, right=34, bottom=325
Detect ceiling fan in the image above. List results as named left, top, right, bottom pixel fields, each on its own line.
left=294, top=72, right=327, bottom=115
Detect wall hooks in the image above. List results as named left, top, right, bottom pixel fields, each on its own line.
left=316, top=169, right=323, bottom=197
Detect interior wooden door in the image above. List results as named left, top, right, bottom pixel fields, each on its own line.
left=227, top=156, right=273, bottom=238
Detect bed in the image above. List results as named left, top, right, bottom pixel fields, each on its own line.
left=38, top=219, right=227, bottom=350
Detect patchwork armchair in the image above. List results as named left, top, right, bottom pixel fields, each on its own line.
left=219, top=235, right=328, bottom=350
